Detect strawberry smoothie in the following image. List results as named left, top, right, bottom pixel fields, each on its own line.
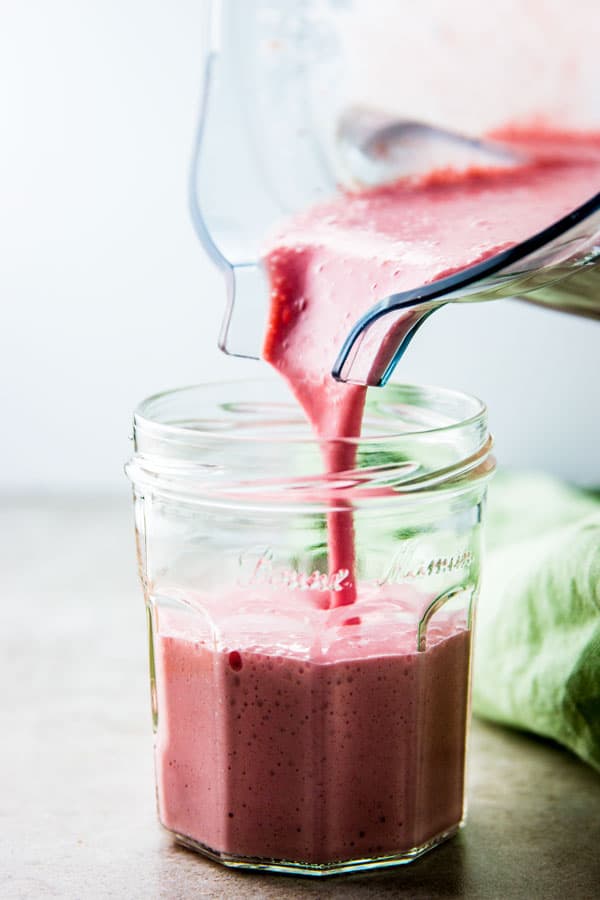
left=151, top=128, right=600, bottom=867
left=154, top=587, right=471, bottom=864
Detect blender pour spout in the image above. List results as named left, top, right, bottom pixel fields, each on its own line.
left=333, top=193, right=600, bottom=386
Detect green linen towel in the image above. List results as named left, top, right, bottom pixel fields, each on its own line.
left=472, top=471, right=600, bottom=772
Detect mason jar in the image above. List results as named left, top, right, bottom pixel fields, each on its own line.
left=125, top=378, right=495, bottom=877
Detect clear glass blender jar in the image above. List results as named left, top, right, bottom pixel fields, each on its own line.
left=192, top=0, right=600, bottom=385
left=126, top=379, right=494, bottom=876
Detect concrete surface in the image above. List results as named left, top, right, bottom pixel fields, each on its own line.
left=2, top=495, right=599, bottom=899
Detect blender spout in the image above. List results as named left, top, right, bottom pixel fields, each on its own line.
left=333, top=300, right=441, bottom=387
left=333, top=195, right=600, bottom=386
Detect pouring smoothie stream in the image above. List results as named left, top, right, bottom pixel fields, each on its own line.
left=263, top=127, right=600, bottom=604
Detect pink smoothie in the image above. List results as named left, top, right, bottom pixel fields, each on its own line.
left=154, top=128, right=600, bottom=866
left=154, top=586, right=471, bottom=864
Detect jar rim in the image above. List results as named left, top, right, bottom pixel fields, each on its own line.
left=126, top=379, right=494, bottom=507
left=132, top=378, right=487, bottom=446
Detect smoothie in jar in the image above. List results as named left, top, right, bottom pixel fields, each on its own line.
left=154, top=586, right=471, bottom=864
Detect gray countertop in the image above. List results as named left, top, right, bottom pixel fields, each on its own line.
left=2, top=495, right=599, bottom=900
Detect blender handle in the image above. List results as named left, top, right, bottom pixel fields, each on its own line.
left=188, top=0, right=341, bottom=362
left=188, top=0, right=268, bottom=361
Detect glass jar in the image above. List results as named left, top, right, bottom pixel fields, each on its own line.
left=125, top=378, right=495, bottom=877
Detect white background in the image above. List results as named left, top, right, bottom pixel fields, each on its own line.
left=1, top=0, right=599, bottom=492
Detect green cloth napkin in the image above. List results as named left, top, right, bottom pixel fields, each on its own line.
left=472, top=471, right=600, bottom=772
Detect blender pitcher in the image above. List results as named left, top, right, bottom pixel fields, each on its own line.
left=190, top=0, right=600, bottom=385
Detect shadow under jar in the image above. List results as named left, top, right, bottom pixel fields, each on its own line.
left=125, top=379, right=495, bottom=877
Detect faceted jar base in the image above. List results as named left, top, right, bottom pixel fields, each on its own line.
left=171, top=824, right=461, bottom=877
